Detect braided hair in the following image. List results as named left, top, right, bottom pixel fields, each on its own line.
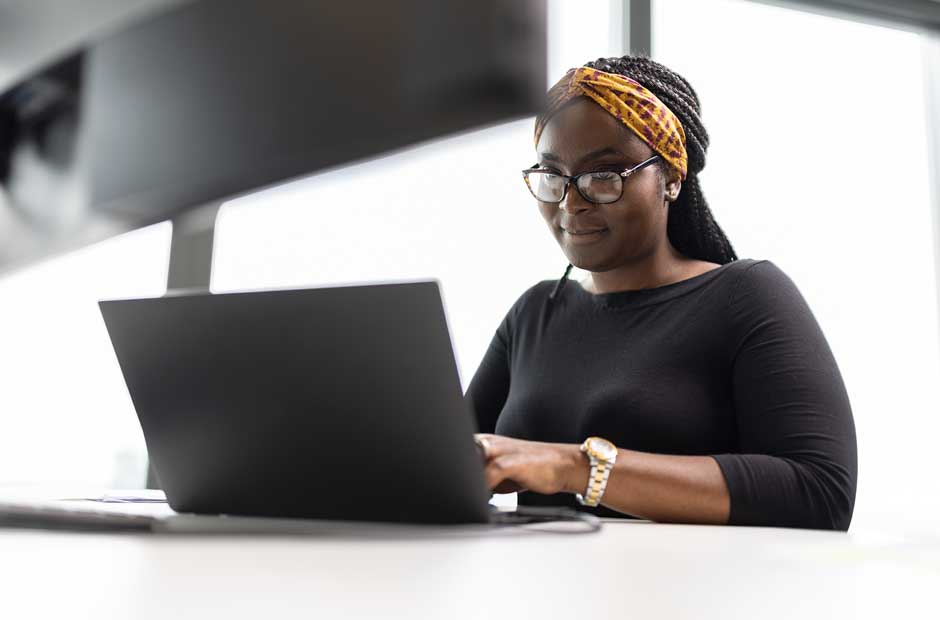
left=547, top=55, right=737, bottom=301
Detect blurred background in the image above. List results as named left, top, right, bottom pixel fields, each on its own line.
left=1, top=0, right=938, bottom=535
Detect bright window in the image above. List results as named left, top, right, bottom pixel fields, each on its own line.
left=0, top=223, right=172, bottom=488
left=654, top=0, right=940, bottom=532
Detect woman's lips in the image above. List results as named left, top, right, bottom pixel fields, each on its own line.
left=564, top=228, right=607, bottom=235
left=562, top=227, right=609, bottom=244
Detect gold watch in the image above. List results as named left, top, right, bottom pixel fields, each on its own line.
left=575, top=436, right=618, bottom=507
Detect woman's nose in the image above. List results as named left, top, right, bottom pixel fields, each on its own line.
left=559, top=185, right=593, bottom=214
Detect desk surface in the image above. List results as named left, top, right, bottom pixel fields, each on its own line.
left=2, top=518, right=938, bottom=619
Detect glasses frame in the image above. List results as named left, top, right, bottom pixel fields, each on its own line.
left=521, top=154, right=661, bottom=205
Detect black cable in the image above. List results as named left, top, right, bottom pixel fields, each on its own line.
left=548, top=263, right=574, bottom=302
left=489, top=504, right=602, bottom=533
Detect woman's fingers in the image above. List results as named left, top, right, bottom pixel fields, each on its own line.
left=493, top=479, right=525, bottom=494
left=483, top=454, right=507, bottom=489
left=473, top=433, right=512, bottom=460
left=474, top=434, right=531, bottom=492
left=484, top=454, right=524, bottom=492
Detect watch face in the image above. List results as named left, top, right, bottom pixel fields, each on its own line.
left=588, top=437, right=617, bottom=461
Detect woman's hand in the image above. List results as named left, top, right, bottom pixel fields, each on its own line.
left=474, top=433, right=588, bottom=495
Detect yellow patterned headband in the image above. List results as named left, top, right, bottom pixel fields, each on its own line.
left=534, top=67, right=688, bottom=180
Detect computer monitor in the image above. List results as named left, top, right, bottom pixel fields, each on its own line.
left=0, top=0, right=546, bottom=275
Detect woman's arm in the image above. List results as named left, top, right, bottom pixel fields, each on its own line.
left=466, top=325, right=511, bottom=435
left=714, top=261, right=857, bottom=530
left=564, top=447, right=731, bottom=525
left=466, top=284, right=542, bottom=434
left=476, top=434, right=730, bottom=524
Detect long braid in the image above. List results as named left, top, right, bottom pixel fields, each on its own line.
left=547, top=56, right=738, bottom=300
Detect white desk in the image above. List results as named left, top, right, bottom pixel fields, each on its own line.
left=2, top=519, right=938, bottom=619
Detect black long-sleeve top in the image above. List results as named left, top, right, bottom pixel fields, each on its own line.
left=465, top=259, right=858, bottom=530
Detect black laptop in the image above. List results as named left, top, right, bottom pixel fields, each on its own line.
left=98, top=280, right=505, bottom=524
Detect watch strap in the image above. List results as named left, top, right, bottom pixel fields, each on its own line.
left=576, top=455, right=612, bottom=507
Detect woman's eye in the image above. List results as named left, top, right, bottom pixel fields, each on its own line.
left=592, top=172, right=617, bottom=180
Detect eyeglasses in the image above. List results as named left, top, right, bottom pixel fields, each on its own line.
left=521, top=154, right=661, bottom=205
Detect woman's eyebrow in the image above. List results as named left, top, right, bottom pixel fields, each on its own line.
left=538, top=147, right=629, bottom=166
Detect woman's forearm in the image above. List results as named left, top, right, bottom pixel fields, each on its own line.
left=559, top=445, right=731, bottom=525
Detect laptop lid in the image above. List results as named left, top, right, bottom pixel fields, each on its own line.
left=99, top=280, right=492, bottom=524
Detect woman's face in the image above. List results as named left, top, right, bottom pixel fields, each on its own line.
left=534, top=98, right=681, bottom=272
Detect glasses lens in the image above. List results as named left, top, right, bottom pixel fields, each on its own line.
left=578, top=171, right=622, bottom=204
left=527, top=171, right=566, bottom=202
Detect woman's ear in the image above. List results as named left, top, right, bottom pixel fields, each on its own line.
left=665, top=173, right=682, bottom=202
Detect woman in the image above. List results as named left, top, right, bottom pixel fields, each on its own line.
left=467, top=55, right=858, bottom=531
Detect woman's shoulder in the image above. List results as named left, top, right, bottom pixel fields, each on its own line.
left=728, top=257, right=792, bottom=288
left=495, top=279, right=557, bottom=324
left=725, top=257, right=770, bottom=276
left=725, top=258, right=810, bottom=313
left=516, top=278, right=560, bottom=308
